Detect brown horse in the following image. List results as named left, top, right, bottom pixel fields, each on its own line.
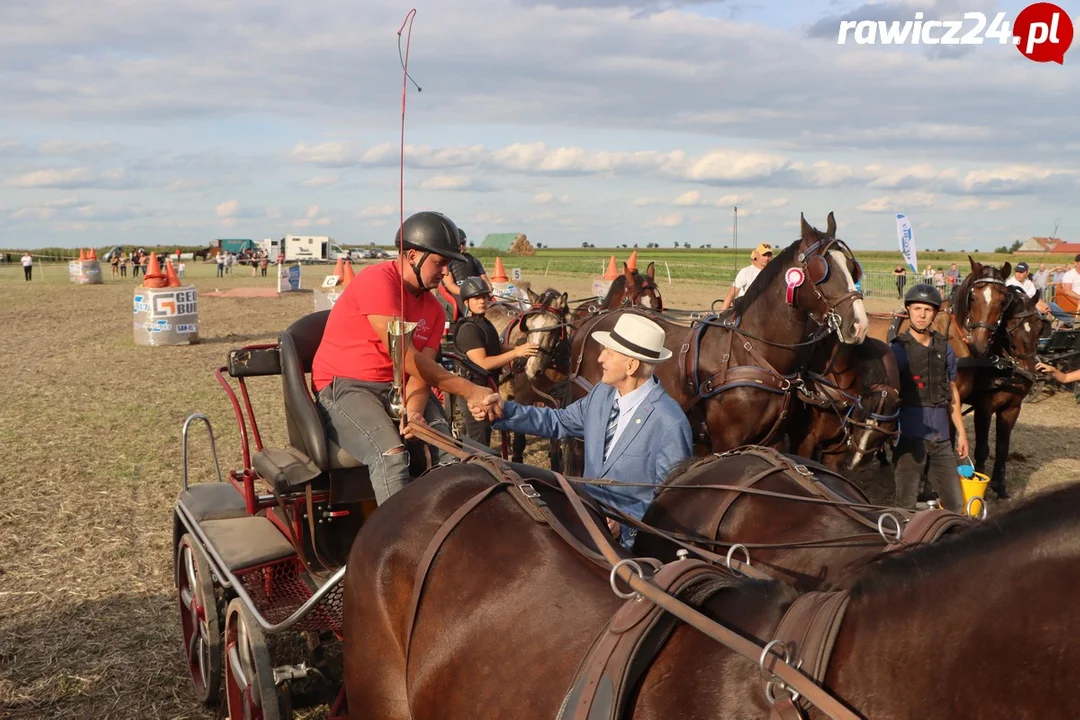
left=571, top=262, right=663, bottom=323
left=569, top=214, right=868, bottom=454
left=786, top=337, right=901, bottom=471
left=341, top=455, right=1080, bottom=718
left=631, top=446, right=966, bottom=591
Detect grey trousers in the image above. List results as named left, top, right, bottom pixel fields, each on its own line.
left=316, top=378, right=455, bottom=506
left=893, top=436, right=965, bottom=513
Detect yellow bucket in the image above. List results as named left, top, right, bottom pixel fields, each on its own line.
left=959, top=471, right=990, bottom=519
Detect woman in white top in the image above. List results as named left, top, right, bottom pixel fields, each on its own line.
left=21, top=252, right=32, bottom=281
left=718, top=243, right=773, bottom=311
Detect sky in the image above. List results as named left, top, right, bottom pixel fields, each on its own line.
left=1, top=0, right=1077, bottom=251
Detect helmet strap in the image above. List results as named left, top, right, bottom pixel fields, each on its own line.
left=408, top=251, right=432, bottom=291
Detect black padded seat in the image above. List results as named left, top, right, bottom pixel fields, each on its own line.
left=178, top=483, right=249, bottom=522
left=200, top=516, right=297, bottom=571
left=253, top=447, right=321, bottom=490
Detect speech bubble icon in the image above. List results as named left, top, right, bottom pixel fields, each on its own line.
left=1013, top=2, right=1074, bottom=64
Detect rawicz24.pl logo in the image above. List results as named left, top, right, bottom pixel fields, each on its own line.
left=836, top=3, right=1075, bottom=63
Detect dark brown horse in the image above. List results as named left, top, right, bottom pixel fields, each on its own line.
left=569, top=214, right=868, bottom=454
left=946, top=257, right=1013, bottom=356
left=341, top=454, right=1080, bottom=718
left=571, top=262, right=663, bottom=323
left=786, top=337, right=901, bottom=471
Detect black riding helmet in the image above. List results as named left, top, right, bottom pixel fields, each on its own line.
left=458, top=227, right=468, bottom=246
left=459, top=276, right=491, bottom=302
left=394, top=211, right=467, bottom=290
left=904, top=283, right=943, bottom=310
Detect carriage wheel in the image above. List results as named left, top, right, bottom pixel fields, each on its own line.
left=224, top=598, right=292, bottom=720
left=176, top=534, right=222, bottom=705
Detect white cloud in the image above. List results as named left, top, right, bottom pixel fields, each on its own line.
left=533, top=191, right=572, bottom=205
left=673, top=190, right=702, bottom=206
left=651, top=213, right=684, bottom=227
left=857, top=192, right=936, bottom=213
left=302, top=175, right=340, bottom=188
left=358, top=204, right=395, bottom=218
left=419, top=175, right=475, bottom=191
left=216, top=200, right=241, bottom=218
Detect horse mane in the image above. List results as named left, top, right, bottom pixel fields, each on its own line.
left=850, top=482, right=1080, bottom=602
left=601, top=275, right=629, bottom=306
left=850, top=338, right=892, bottom=391
left=732, top=239, right=799, bottom=315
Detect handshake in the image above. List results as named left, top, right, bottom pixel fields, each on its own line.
left=468, top=392, right=505, bottom=422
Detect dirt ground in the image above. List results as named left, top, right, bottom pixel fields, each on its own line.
left=1, top=261, right=1079, bottom=719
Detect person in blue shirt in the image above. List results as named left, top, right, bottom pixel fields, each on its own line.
left=891, top=284, right=971, bottom=508
left=477, top=313, right=693, bottom=547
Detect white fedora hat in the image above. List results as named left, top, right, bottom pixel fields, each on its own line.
left=592, top=314, right=672, bottom=364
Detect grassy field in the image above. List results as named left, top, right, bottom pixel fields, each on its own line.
left=2, top=258, right=1079, bottom=718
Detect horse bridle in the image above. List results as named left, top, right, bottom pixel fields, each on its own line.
left=619, top=276, right=664, bottom=311
left=962, top=276, right=1009, bottom=342
left=513, top=302, right=571, bottom=375
left=796, top=237, right=862, bottom=333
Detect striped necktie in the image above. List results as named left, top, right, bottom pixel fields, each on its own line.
left=603, top=397, right=620, bottom=460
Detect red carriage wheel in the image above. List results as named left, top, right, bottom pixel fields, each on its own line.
left=224, top=598, right=292, bottom=720
left=176, top=533, right=222, bottom=705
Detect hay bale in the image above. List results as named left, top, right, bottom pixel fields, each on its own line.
left=508, top=233, right=536, bottom=256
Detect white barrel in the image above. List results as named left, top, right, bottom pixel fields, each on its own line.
left=133, top=285, right=200, bottom=346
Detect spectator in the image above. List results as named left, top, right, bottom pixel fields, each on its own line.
left=21, top=251, right=33, bottom=281
left=893, top=265, right=907, bottom=299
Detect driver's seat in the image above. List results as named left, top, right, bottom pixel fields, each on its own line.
left=251, top=311, right=373, bottom=501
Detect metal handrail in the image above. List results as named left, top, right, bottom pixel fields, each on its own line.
left=182, top=413, right=223, bottom=490
left=175, top=501, right=346, bottom=635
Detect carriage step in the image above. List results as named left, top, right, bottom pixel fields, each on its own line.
left=178, top=483, right=249, bottom=522
left=201, top=516, right=297, bottom=571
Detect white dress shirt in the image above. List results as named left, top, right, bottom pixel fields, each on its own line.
left=1005, top=276, right=1036, bottom=298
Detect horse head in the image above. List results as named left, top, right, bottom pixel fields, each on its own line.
left=793, top=212, right=868, bottom=344
left=843, top=338, right=902, bottom=470
left=518, top=289, right=569, bottom=379
left=998, top=285, right=1044, bottom=377
left=620, top=262, right=664, bottom=311
left=958, top=256, right=1012, bottom=356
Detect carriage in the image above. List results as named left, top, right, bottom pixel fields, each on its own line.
left=174, top=311, right=387, bottom=719
left=1028, top=326, right=1080, bottom=403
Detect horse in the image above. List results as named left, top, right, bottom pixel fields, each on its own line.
left=785, top=337, right=901, bottom=471
left=631, top=445, right=969, bottom=591
left=569, top=213, right=868, bottom=455
left=340, top=452, right=1080, bottom=718
left=192, top=246, right=213, bottom=262
left=571, top=262, right=664, bottom=324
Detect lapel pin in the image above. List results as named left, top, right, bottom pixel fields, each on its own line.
left=635, top=418, right=642, bottom=424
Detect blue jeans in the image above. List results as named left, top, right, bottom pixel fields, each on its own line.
left=1047, top=302, right=1075, bottom=325
left=316, top=378, right=455, bottom=505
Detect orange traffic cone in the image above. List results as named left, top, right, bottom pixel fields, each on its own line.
left=88, top=248, right=97, bottom=261
left=143, top=252, right=167, bottom=288
left=603, top=255, right=619, bottom=280
left=342, top=259, right=355, bottom=286
left=165, top=259, right=182, bottom=287
left=491, top=257, right=509, bottom=282
left=626, top=250, right=638, bottom=271
left=332, top=256, right=345, bottom=284
left=79, top=248, right=86, bottom=261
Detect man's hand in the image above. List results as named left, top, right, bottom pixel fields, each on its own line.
left=468, top=392, right=503, bottom=421
left=515, top=342, right=540, bottom=359
left=606, top=518, right=621, bottom=539
left=399, top=410, right=426, bottom=440
left=955, top=432, right=969, bottom=461
left=1037, top=299, right=1052, bottom=315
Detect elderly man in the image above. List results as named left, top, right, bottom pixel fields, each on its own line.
left=479, top=313, right=693, bottom=547
left=719, top=242, right=773, bottom=311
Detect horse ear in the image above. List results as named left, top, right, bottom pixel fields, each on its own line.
left=1033, top=287, right=1042, bottom=303
left=1001, top=261, right=1012, bottom=279
left=968, top=255, right=980, bottom=273
left=527, top=287, right=540, bottom=304
left=800, top=213, right=813, bottom=240
left=623, top=263, right=635, bottom=286
left=826, top=211, right=836, bottom=237
left=646, top=261, right=655, bottom=279
left=560, top=292, right=568, bottom=308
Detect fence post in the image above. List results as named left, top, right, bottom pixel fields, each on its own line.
left=664, top=262, right=672, bottom=285
left=545, top=260, right=551, bottom=277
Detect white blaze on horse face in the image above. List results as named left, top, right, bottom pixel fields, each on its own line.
left=981, top=286, right=993, bottom=306
left=525, top=312, right=559, bottom=378
left=829, top=249, right=869, bottom=343
left=641, top=294, right=654, bottom=309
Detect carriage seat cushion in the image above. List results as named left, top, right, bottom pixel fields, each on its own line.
left=253, top=447, right=322, bottom=490
left=178, top=483, right=249, bottom=522
left=200, top=516, right=297, bottom=571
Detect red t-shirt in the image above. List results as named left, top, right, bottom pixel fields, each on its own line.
left=312, top=261, right=446, bottom=391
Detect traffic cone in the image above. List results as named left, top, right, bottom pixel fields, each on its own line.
left=332, top=256, right=345, bottom=284
left=165, top=259, right=182, bottom=287
left=79, top=248, right=86, bottom=261
left=603, top=255, right=619, bottom=280
left=88, top=248, right=97, bottom=261
left=491, top=257, right=509, bottom=282
left=143, top=252, right=167, bottom=288
left=342, top=259, right=355, bottom=286
left=627, top=250, right=638, bottom=271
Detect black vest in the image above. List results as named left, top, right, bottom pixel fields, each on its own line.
left=893, top=331, right=951, bottom=408
left=454, top=315, right=502, bottom=382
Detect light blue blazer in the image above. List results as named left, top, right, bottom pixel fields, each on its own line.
left=494, top=379, right=693, bottom=545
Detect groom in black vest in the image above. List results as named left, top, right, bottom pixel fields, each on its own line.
left=891, top=284, right=971, bottom=510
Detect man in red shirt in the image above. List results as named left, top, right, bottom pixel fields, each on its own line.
left=312, top=211, right=497, bottom=505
